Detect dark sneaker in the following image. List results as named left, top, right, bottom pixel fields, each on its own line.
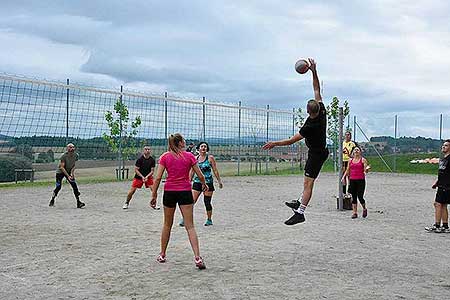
left=285, top=200, right=300, bottom=210
left=77, top=201, right=85, bottom=209
left=284, top=212, right=305, bottom=225
left=351, top=213, right=358, bottom=219
left=362, top=209, right=368, bottom=218
left=49, top=198, right=55, bottom=207
left=194, top=256, right=206, bottom=270
left=425, top=224, right=440, bottom=232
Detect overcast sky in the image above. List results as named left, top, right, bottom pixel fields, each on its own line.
left=1, top=0, right=449, bottom=138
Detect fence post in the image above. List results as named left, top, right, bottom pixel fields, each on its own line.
left=202, top=97, right=206, bottom=140
left=338, top=107, right=344, bottom=210
left=118, top=85, right=124, bottom=180
left=292, top=108, right=295, bottom=174
left=66, top=79, right=69, bottom=143
left=353, top=115, right=357, bottom=141
left=266, top=105, right=269, bottom=174
left=164, top=92, right=168, bottom=139
left=440, top=113, right=443, bottom=142
left=238, top=101, right=241, bottom=176
left=394, top=115, right=398, bottom=172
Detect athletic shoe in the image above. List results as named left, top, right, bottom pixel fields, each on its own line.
left=362, top=209, right=368, bottom=218
left=49, top=198, right=55, bottom=207
left=156, top=254, right=166, bottom=263
left=425, top=224, right=440, bottom=232
left=285, top=200, right=300, bottom=210
left=77, top=201, right=85, bottom=209
left=122, top=203, right=129, bottom=209
left=150, top=203, right=160, bottom=210
left=179, top=219, right=184, bottom=227
left=194, top=256, right=206, bottom=270
left=441, top=227, right=450, bottom=233
left=351, top=213, right=358, bottom=219
left=284, top=212, right=305, bottom=225
left=204, top=219, right=213, bottom=226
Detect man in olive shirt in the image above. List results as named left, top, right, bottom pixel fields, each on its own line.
left=49, top=143, right=85, bottom=208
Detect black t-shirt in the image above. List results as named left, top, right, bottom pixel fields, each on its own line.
left=299, top=102, right=327, bottom=152
left=134, top=155, right=156, bottom=179
left=437, top=155, right=450, bottom=189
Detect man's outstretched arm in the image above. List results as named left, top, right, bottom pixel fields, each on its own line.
left=308, top=58, right=322, bottom=102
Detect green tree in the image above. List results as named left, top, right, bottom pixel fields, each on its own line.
left=295, top=107, right=306, bottom=169
left=103, top=96, right=142, bottom=179
left=327, top=96, right=350, bottom=171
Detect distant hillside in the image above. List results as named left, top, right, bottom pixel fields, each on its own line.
left=370, top=136, right=443, bottom=153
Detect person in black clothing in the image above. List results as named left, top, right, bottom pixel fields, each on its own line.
left=263, top=58, right=328, bottom=225
left=186, top=142, right=196, bottom=154
left=425, top=139, right=450, bottom=233
left=123, top=146, right=157, bottom=210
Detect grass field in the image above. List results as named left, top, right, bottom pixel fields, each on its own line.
left=1, top=152, right=441, bottom=189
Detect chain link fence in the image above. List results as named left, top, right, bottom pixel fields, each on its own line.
left=0, top=74, right=304, bottom=183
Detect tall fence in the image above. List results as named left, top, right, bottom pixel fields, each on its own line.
left=0, top=74, right=303, bottom=183
left=1, top=73, right=448, bottom=183
left=347, top=113, right=449, bottom=173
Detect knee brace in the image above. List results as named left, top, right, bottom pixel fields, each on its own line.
left=204, top=195, right=212, bottom=211
left=53, top=182, right=62, bottom=195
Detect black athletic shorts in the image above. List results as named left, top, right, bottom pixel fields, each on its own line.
left=192, top=182, right=215, bottom=192
left=304, top=149, right=329, bottom=179
left=163, top=191, right=194, bottom=208
left=435, top=187, right=450, bottom=204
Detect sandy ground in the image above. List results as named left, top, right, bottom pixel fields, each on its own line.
left=0, top=173, right=449, bottom=300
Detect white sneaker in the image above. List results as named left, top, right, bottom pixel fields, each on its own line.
left=122, top=203, right=129, bottom=209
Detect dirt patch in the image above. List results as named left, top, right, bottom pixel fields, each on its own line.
left=0, top=173, right=448, bottom=299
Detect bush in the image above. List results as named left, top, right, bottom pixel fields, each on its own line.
left=0, top=154, right=33, bottom=182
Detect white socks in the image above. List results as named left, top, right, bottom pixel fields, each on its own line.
left=295, top=204, right=307, bottom=215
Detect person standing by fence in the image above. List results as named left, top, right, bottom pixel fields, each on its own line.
left=342, top=131, right=357, bottom=197
left=49, top=143, right=85, bottom=208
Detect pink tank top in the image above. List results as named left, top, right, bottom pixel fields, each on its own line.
left=349, top=158, right=365, bottom=180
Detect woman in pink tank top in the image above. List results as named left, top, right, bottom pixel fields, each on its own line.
left=342, top=146, right=370, bottom=219
left=151, top=133, right=208, bottom=269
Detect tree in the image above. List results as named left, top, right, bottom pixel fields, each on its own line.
left=103, top=96, right=142, bottom=180
left=295, top=107, right=306, bottom=169
left=327, top=97, right=350, bottom=171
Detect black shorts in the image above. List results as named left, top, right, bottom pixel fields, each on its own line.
left=304, top=149, right=329, bottom=179
left=192, top=182, right=215, bottom=192
left=163, top=191, right=194, bottom=208
left=435, top=188, right=450, bottom=204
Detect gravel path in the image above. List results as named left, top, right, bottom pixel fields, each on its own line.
left=1, top=173, right=449, bottom=299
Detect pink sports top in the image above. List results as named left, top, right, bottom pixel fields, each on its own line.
left=349, top=158, right=365, bottom=180
left=158, top=151, right=197, bottom=191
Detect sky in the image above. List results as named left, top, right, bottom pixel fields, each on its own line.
left=0, top=0, right=450, bottom=139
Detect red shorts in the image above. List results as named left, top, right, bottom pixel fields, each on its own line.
left=131, top=177, right=154, bottom=188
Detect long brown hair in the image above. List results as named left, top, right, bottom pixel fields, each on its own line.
left=168, top=133, right=184, bottom=154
